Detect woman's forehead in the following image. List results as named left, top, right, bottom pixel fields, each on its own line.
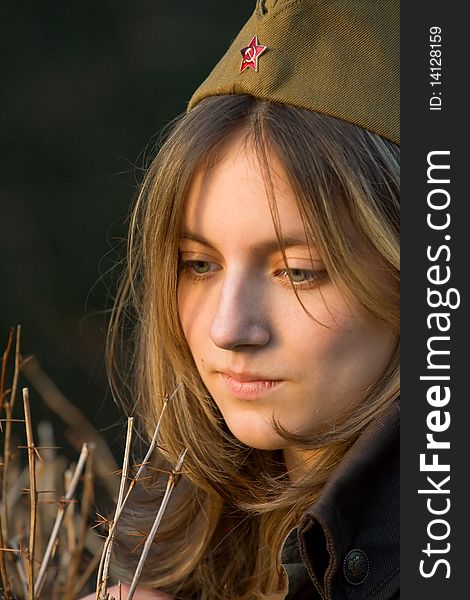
left=180, top=138, right=312, bottom=246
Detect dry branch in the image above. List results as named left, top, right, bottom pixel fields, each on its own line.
left=0, top=523, right=13, bottom=598
left=21, top=355, right=119, bottom=499
left=126, top=448, right=187, bottom=600
left=0, top=327, right=14, bottom=413
left=97, top=417, right=134, bottom=598
left=94, top=394, right=173, bottom=600
left=23, top=387, right=37, bottom=600
left=65, top=443, right=95, bottom=599
left=34, top=443, right=89, bottom=598
left=1, top=329, right=186, bottom=599
left=1, top=325, right=21, bottom=595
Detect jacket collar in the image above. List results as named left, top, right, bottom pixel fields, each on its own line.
left=297, top=400, right=400, bottom=599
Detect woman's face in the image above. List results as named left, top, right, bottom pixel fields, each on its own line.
left=178, top=135, right=397, bottom=465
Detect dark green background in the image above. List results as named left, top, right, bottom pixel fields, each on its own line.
left=0, top=1, right=253, bottom=461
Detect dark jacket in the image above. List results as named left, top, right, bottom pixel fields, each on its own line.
left=281, top=400, right=399, bottom=599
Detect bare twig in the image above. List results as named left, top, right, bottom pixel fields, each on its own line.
left=7, top=538, right=29, bottom=599
left=126, top=448, right=187, bottom=600
left=78, top=444, right=95, bottom=547
left=94, top=392, right=175, bottom=600
left=7, top=465, right=34, bottom=518
left=0, top=327, right=14, bottom=413
left=10, top=325, right=21, bottom=412
left=23, top=387, right=37, bottom=600
left=1, top=326, right=21, bottom=596
left=65, top=443, right=95, bottom=599
left=56, top=466, right=76, bottom=598
left=0, top=437, right=14, bottom=598
left=64, top=467, right=77, bottom=552
left=34, top=443, right=89, bottom=598
left=0, top=522, right=13, bottom=597
left=0, top=530, right=12, bottom=597
left=21, top=354, right=120, bottom=498
left=2, top=334, right=185, bottom=599
left=97, top=417, right=134, bottom=598
left=35, top=420, right=60, bottom=564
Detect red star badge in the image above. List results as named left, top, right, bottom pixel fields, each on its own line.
left=239, top=35, right=267, bottom=73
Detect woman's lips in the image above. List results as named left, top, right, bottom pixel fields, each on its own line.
left=220, top=373, right=283, bottom=399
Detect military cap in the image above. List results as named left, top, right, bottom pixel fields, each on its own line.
left=189, top=0, right=399, bottom=145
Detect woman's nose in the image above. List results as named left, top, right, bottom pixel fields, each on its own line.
left=209, top=272, right=271, bottom=350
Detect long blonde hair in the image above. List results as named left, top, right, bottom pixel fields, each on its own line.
left=107, top=95, right=400, bottom=599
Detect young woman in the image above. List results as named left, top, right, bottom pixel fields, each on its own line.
left=82, top=1, right=399, bottom=598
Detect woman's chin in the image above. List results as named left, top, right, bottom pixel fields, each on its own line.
left=224, top=414, right=286, bottom=451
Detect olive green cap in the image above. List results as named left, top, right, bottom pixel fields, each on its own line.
left=188, top=0, right=399, bottom=145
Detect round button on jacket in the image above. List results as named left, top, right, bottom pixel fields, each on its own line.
left=343, top=549, right=369, bottom=585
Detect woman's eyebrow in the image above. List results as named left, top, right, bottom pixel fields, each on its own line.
left=180, top=232, right=218, bottom=251
left=179, top=232, right=312, bottom=252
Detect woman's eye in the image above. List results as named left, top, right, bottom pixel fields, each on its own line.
left=179, top=259, right=220, bottom=278
left=288, top=268, right=311, bottom=282
left=276, top=267, right=328, bottom=288
left=190, top=260, right=211, bottom=274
